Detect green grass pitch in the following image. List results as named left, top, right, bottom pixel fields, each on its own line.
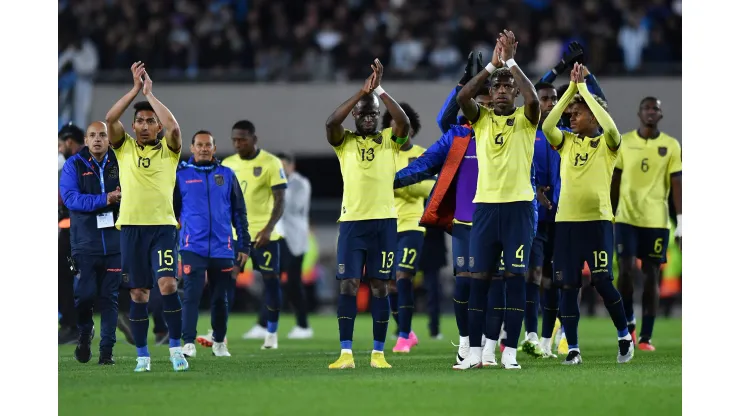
left=58, top=314, right=681, bottom=416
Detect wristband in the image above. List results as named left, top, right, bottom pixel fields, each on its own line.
left=374, top=86, right=386, bottom=96
left=676, top=214, right=682, bottom=230
left=484, top=62, right=495, bottom=74
left=505, top=59, right=517, bottom=69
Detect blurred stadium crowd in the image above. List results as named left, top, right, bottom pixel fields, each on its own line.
left=59, top=0, right=681, bottom=83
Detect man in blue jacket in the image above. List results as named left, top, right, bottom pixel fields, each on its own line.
left=175, top=130, right=250, bottom=358
left=59, top=121, right=122, bottom=365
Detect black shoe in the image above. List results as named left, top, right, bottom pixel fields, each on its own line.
left=74, top=330, right=94, bottom=364
left=562, top=350, right=583, bottom=365
left=98, top=354, right=115, bottom=365
left=58, top=327, right=78, bottom=345
left=117, top=315, right=135, bottom=345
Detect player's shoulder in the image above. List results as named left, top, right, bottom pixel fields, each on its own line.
left=658, top=132, right=681, bottom=148
left=221, top=153, right=240, bottom=166
left=381, top=127, right=395, bottom=140
left=258, top=149, right=283, bottom=166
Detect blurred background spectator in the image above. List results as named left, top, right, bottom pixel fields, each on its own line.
left=58, top=0, right=681, bottom=85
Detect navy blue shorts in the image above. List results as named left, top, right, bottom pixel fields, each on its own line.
left=121, top=225, right=178, bottom=289
left=238, top=240, right=281, bottom=275
left=553, top=221, right=613, bottom=288
left=530, top=221, right=555, bottom=269
left=615, top=223, right=669, bottom=264
left=396, top=230, right=424, bottom=274
left=451, top=223, right=471, bottom=275
left=469, top=202, right=535, bottom=275
left=336, top=219, right=397, bottom=280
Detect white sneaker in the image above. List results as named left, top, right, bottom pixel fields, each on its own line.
left=617, top=338, right=634, bottom=363
left=501, top=346, right=521, bottom=370
left=453, top=347, right=482, bottom=370
left=482, top=339, right=498, bottom=367
left=481, top=335, right=486, bottom=347
left=562, top=349, right=583, bottom=365
left=261, top=332, right=278, bottom=349
left=212, top=342, right=231, bottom=357
left=287, top=326, right=314, bottom=339
left=182, top=343, right=197, bottom=358
left=539, top=337, right=556, bottom=358
left=454, top=336, right=470, bottom=364
left=243, top=324, right=268, bottom=340
left=133, top=356, right=151, bottom=372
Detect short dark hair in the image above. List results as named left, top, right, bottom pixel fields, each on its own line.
left=231, top=120, right=256, bottom=134
left=535, top=82, right=556, bottom=92
left=58, top=123, right=84, bottom=144
left=490, top=67, right=513, bottom=82
left=475, top=80, right=492, bottom=97
left=382, top=102, right=421, bottom=137
left=191, top=130, right=214, bottom=144
left=275, top=152, right=294, bottom=163
left=133, top=101, right=156, bottom=119
left=639, top=96, right=659, bottom=107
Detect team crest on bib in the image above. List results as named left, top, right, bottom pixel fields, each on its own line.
left=253, top=167, right=262, bottom=177
left=506, top=118, right=515, bottom=126
left=373, top=136, right=382, bottom=144
left=469, top=257, right=475, bottom=268
left=457, top=257, right=464, bottom=267
left=658, top=146, right=668, bottom=157
left=183, top=265, right=191, bottom=275
left=214, top=174, right=224, bottom=186
left=338, top=264, right=345, bottom=274
left=590, top=138, right=600, bottom=148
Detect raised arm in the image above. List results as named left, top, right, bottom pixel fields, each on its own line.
left=325, top=85, right=369, bottom=146
left=583, top=66, right=607, bottom=102
left=370, top=60, right=410, bottom=140
left=105, top=62, right=145, bottom=147
left=499, top=30, right=539, bottom=125
left=542, top=82, right=578, bottom=148
left=438, top=52, right=483, bottom=133
left=539, top=41, right=585, bottom=85
left=574, top=69, right=619, bottom=149
left=141, top=71, right=181, bottom=152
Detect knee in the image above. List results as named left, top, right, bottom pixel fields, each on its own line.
left=130, top=288, right=150, bottom=303
left=369, top=279, right=389, bottom=297
left=339, top=279, right=360, bottom=296
left=388, top=280, right=398, bottom=294
left=158, top=277, right=178, bottom=295
left=526, top=268, right=542, bottom=285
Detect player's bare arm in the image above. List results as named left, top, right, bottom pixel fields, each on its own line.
left=255, top=188, right=285, bottom=249
left=105, top=62, right=145, bottom=147
left=573, top=64, right=620, bottom=149
left=456, top=57, right=493, bottom=123
left=141, top=71, right=181, bottom=152
left=671, top=174, right=682, bottom=248
left=499, top=30, right=539, bottom=124
left=325, top=73, right=376, bottom=146
left=611, top=169, right=622, bottom=215
left=370, top=59, right=410, bottom=139
left=542, top=79, right=578, bottom=149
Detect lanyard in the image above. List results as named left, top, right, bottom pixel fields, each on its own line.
left=81, top=153, right=109, bottom=194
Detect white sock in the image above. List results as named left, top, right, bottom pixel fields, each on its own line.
left=541, top=337, right=552, bottom=348
left=341, top=349, right=353, bottom=355
left=459, top=335, right=469, bottom=345
left=169, top=346, right=182, bottom=354
left=483, top=338, right=496, bottom=353
left=372, top=350, right=384, bottom=354
left=503, top=346, right=517, bottom=360
left=568, top=347, right=581, bottom=353
left=618, top=333, right=632, bottom=341
left=469, top=346, right=482, bottom=359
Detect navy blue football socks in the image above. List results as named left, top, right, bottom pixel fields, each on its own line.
left=371, top=295, right=390, bottom=351
left=397, top=278, right=414, bottom=339
left=162, top=292, right=183, bottom=348
left=503, top=275, right=526, bottom=349
left=468, top=278, right=490, bottom=348
left=485, top=279, right=505, bottom=341
left=540, top=286, right=560, bottom=339
left=337, top=294, right=356, bottom=350
left=593, top=278, right=629, bottom=337
left=560, top=289, right=580, bottom=349
left=389, top=292, right=399, bottom=326
left=525, top=281, right=540, bottom=335
left=263, top=276, right=282, bottom=334
left=129, top=301, right=150, bottom=357
left=640, top=315, right=655, bottom=341
left=453, top=276, right=471, bottom=337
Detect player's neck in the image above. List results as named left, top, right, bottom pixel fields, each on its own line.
left=240, top=148, right=260, bottom=160
left=493, top=106, right=515, bottom=116
left=637, top=126, right=660, bottom=139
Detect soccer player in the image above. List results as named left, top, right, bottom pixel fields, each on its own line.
left=381, top=103, right=433, bottom=353
left=453, top=31, right=540, bottom=370
left=222, top=120, right=287, bottom=350
left=542, top=63, right=634, bottom=365
left=175, top=131, right=251, bottom=358
left=59, top=121, right=122, bottom=365
left=612, top=97, right=682, bottom=350
left=105, top=62, right=187, bottom=372
left=326, top=59, right=410, bottom=369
